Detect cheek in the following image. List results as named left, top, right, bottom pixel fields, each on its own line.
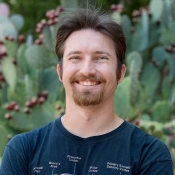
left=62, top=65, right=77, bottom=84
left=101, top=64, right=117, bottom=78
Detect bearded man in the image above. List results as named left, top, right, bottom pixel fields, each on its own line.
left=0, top=7, right=173, bottom=175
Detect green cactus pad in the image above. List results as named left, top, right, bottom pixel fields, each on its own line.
left=159, top=25, right=175, bottom=45
left=171, top=83, right=175, bottom=105
left=17, top=44, right=30, bottom=74
left=41, top=68, right=63, bottom=102
left=0, top=21, right=18, bottom=40
left=10, top=111, right=32, bottom=131
left=140, top=63, right=160, bottom=97
left=1, top=83, right=8, bottom=104
left=0, top=15, right=9, bottom=23
left=162, top=77, right=172, bottom=100
left=127, top=51, right=142, bottom=73
left=141, top=114, right=151, bottom=121
left=129, top=59, right=141, bottom=106
left=4, top=40, right=18, bottom=57
left=8, top=80, right=28, bottom=105
left=10, top=14, right=24, bottom=31
left=166, top=53, right=175, bottom=81
left=42, top=25, right=54, bottom=50
left=112, top=11, right=122, bottom=24
left=60, top=0, right=78, bottom=8
left=150, top=0, right=163, bottom=22
left=152, top=46, right=166, bottom=68
left=130, top=11, right=149, bottom=52
left=151, top=101, right=173, bottom=122
left=121, top=15, right=131, bottom=43
left=0, top=125, right=8, bottom=157
left=1, top=57, right=17, bottom=92
left=148, top=23, right=160, bottom=47
left=139, top=120, right=163, bottom=138
left=171, top=0, right=175, bottom=20
left=114, top=76, right=135, bottom=119
left=139, top=10, right=149, bottom=51
left=161, top=1, right=170, bottom=28
left=30, top=102, right=54, bottom=129
left=26, top=45, right=57, bottom=69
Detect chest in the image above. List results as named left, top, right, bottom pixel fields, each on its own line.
left=28, top=140, right=135, bottom=175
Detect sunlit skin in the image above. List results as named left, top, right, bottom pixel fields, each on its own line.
left=57, top=29, right=126, bottom=138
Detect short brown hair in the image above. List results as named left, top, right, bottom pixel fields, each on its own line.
left=55, top=8, right=126, bottom=79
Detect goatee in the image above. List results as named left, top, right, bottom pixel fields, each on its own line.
left=70, top=74, right=106, bottom=106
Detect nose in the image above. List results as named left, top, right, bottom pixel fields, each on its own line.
left=79, top=57, right=96, bottom=76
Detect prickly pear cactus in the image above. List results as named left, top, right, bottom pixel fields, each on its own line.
left=0, top=2, right=65, bottom=157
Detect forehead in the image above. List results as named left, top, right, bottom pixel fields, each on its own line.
left=63, top=29, right=116, bottom=57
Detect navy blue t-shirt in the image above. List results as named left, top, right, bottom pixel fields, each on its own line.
left=0, top=117, right=173, bottom=175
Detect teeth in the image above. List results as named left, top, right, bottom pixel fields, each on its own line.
left=79, top=81, right=97, bottom=86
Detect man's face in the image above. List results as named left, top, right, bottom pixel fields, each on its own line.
left=57, top=29, right=125, bottom=106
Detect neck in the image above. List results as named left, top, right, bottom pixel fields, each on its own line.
left=61, top=97, right=123, bottom=138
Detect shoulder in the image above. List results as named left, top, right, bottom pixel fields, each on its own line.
left=127, top=122, right=172, bottom=168
left=6, top=119, right=57, bottom=156
left=131, top=123, right=170, bottom=152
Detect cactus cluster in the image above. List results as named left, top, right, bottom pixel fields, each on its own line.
left=0, top=2, right=66, bottom=156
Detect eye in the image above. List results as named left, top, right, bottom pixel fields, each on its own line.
left=69, top=56, right=81, bottom=60
left=97, top=56, right=108, bottom=60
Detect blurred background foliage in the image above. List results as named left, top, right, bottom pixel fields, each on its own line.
left=3, top=0, right=150, bottom=37
left=3, top=0, right=62, bottom=36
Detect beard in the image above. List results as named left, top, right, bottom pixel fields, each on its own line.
left=70, top=74, right=106, bottom=106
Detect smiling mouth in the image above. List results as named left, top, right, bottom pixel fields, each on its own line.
left=76, top=81, right=101, bottom=86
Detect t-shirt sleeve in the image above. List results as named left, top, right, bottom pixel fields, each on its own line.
left=140, top=160, right=173, bottom=175
left=0, top=135, right=29, bottom=175
left=138, top=133, right=174, bottom=175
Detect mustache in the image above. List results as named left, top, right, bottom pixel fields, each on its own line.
left=70, top=74, right=106, bottom=83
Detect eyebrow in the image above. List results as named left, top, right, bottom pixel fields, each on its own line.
left=65, top=51, right=81, bottom=57
left=65, top=51, right=112, bottom=57
left=94, top=51, right=112, bottom=57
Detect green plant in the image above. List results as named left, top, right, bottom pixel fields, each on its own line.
left=0, top=2, right=66, bottom=156
left=113, top=0, right=175, bottom=167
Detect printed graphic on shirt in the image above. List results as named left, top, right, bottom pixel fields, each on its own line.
left=107, top=162, right=130, bottom=173
left=67, top=155, right=81, bottom=162
left=53, top=163, right=76, bottom=175
left=88, top=166, right=98, bottom=173
left=51, top=155, right=79, bottom=175
left=49, top=161, right=61, bottom=168
left=33, top=161, right=61, bottom=174
left=33, top=156, right=130, bottom=174
left=33, top=155, right=80, bottom=174
left=33, top=166, right=43, bottom=173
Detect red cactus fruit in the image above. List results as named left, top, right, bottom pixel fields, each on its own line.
left=18, top=35, right=26, bottom=43
left=5, top=113, right=12, bottom=120
left=38, top=97, right=45, bottom=105
left=23, top=107, right=30, bottom=114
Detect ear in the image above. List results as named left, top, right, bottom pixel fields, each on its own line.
left=57, top=64, right=62, bottom=82
left=117, top=64, right=126, bottom=84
